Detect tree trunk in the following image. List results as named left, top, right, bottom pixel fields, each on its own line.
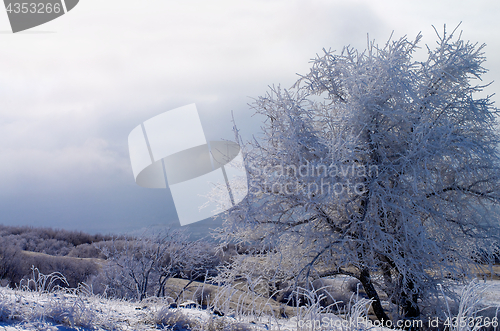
left=157, top=274, right=169, bottom=297
left=401, top=279, right=420, bottom=330
left=359, top=268, right=391, bottom=324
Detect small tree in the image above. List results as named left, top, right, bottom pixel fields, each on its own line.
left=214, top=25, right=500, bottom=325
left=156, top=238, right=216, bottom=298
left=97, top=231, right=186, bottom=301
left=99, top=235, right=166, bottom=301
left=97, top=229, right=216, bottom=301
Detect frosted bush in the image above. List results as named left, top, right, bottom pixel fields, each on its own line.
left=0, top=291, right=16, bottom=322
left=155, top=308, right=200, bottom=330
left=441, top=280, right=500, bottom=331
left=44, top=293, right=96, bottom=329
left=20, top=266, right=69, bottom=293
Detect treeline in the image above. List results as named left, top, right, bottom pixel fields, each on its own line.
left=0, top=225, right=122, bottom=288
left=0, top=225, right=225, bottom=301
left=0, top=225, right=115, bottom=257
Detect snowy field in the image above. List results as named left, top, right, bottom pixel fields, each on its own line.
left=0, top=283, right=295, bottom=331
left=0, top=279, right=500, bottom=331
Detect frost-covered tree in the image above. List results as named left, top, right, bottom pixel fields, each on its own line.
left=98, top=235, right=167, bottom=300
left=97, top=229, right=216, bottom=301
left=156, top=238, right=216, bottom=298
left=213, top=26, right=500, bottom=325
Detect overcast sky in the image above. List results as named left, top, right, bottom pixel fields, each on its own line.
left=0, top=0, right=499, bottom=235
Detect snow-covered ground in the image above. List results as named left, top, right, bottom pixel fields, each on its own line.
left=0, top=285, right=287, bottom=331
left=477, top=281, right=500, bottom=307
left=0, top=279, right=500, bottom=331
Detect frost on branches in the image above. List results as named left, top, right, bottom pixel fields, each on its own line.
left=211, top=26, right=500, bottom=325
